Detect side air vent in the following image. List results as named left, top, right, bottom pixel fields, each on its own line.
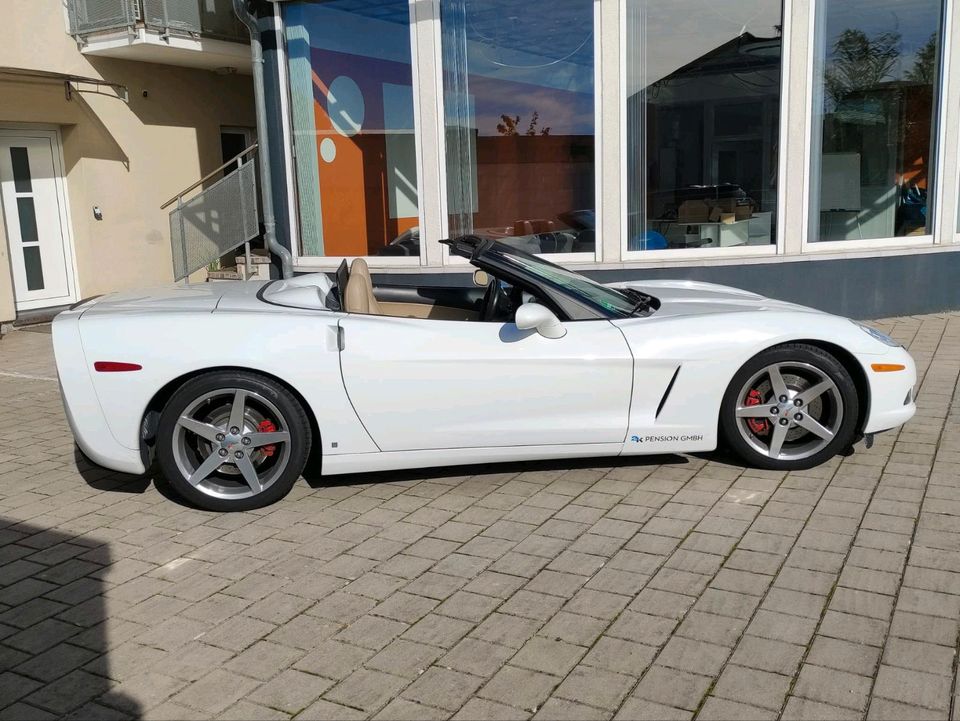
left=656, top=366, right=682, bottom=419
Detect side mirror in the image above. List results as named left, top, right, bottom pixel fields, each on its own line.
left=515, top=303, right=566, bottom=339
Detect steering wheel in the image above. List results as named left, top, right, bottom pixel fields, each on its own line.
left=480, top=279, right=506, bottom=322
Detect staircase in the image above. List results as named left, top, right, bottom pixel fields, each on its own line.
left=162, top=144, right=262, bottom=282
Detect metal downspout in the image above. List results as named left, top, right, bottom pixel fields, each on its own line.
left=233, top=0, right=293, bottom=279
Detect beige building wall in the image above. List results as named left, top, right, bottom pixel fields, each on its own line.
left=0, top=0, right=255, bottom=320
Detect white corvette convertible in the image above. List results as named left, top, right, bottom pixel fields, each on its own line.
left=53, top=236, right=916, bottom=511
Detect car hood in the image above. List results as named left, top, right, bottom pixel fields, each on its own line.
left=76, top=280, right=268, bottom=316
left=608, top=279, right=821, bottom=318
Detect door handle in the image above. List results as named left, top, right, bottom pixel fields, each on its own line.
left=337, top=326, right=345, bottom=351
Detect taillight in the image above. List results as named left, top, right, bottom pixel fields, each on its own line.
left=94, top=362, right=142, bottom=372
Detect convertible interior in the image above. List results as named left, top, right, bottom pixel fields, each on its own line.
left=341, top=258, right=525, bottom=323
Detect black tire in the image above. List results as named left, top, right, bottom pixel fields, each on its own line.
left=720, top=343, right=859, bottom=471
left=156, top=371, right=312, bottom=512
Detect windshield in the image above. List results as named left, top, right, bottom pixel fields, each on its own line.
left=488, top=247, right=640, bottom=317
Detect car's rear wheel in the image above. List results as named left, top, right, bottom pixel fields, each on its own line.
left=720, top=344, right=859, bottom=470
left=156, top=371, right=311, bottom=511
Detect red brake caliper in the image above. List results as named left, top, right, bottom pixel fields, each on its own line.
left=258, top=420, right=277, bottom=457
left=745, top=389, right=770, bottom=436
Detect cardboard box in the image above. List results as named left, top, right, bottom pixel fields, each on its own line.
left=678, top=199, right=710, bottom=223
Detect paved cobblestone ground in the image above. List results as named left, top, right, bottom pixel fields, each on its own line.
left=1, top=314, right=959, bottom=720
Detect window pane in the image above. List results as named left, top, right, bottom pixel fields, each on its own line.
left=625, top=1, right=782, bottom=252
left=10, top=147, right=32, bottom=193
left=442, top=0, right=596, bottom=255
left=17, top=197, right=39, bottom=245
left=283, top=0, right=419, bottom=258
left=23, top=246, right=44, bottom=291
left=811, top=0, right=942, bottom=242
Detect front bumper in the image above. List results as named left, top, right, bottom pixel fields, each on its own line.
left=862, top=345, right=917, bottom=434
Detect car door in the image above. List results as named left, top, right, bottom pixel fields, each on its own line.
left=337, top=314, right=633, bottom=452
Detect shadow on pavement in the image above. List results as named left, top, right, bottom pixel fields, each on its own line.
left=74, top=447, right=191, bottom=509
left=0, top=518, right=141, bottom=718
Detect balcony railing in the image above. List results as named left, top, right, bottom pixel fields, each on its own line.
left=68, top=0, right=249, bottom=44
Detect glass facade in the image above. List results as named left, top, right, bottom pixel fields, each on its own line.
left=625, top=1, right=783, bottom=252
left=441, top=0, right=596, bottom=255
left=279, top=0, right=952, bottom=265
left=810, top=0, right=943, bottom=242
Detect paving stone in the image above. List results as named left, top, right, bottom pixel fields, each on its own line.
left=324, top=668, right=408, bottom=713
left=223, top=640, right=304, bottom=681
left=818, top=611, right=888, bottom=647
left=201, top=615, right=276, bottom=652
left=792, top=664, right=872, bottom=712
left=538, top=611, right=607, bottom=647
left=614, top=697, right=693, bottom=720
left=511, top=637, right=586, bottom=677
left=888, top=611, right=958, bottom=646
left=477, top=665, right=559, bottom=713
left=294, top=697, right=365, bottom=719
left=658, top=636, right=730, bottom=676
left=440, top=637, right=513, bottom=678
left=872, top=664, right=951, bottom=712
left=806, top=636, right=881, bottom=678
left=371, top=698, right=447, bottom=720
left=332, top=614, right=407, bottom=651
left=553, top=666, right=634, bottom=710
left=402, top=667, right=483, bottom=712
left=729, top=635, right=805, bottom=677
left=533, top=697, right=609, bottom=720
left=676, top=610, right=748, bottom=647
left=698, top=697, right=778, bottom=720
left=867, top=697, right=949, bottom=720
left=470, top=613, right=541, bottom=649
left=451, top=698, right=528, bottom=720
left=712, top=665, right=793, bottom=712
left=782, top=696, right=861, bottom=720
left=631, top=665, right=712, bottom=711
left=293, top=640, right=374, bottom=681
left=23, top=669, right=112, bottom=715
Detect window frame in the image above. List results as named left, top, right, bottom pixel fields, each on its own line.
left=432, top=0, right=604, bottom=268
left=618, top=0, right=790, bottom=263
left=799, top=0, right=948, bottom=254
left=278, top=0, right=429, bottom=270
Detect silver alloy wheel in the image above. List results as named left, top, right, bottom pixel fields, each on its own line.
left=734, top=361, right=844, bottom=461
left=171, top=388, right=292, bottom=500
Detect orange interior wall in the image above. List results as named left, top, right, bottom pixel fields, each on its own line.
left=311, top=91, right=418, bottom=257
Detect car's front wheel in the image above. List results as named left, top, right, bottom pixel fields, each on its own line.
left=156, top=371, right=311, bottom=511
left=720, top=343, right=859, bottom=470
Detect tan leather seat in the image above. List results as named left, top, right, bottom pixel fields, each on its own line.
left=344, top=258, right=383, bottom=315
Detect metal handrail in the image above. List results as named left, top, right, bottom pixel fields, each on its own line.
left=161, top=143, right=258, bottom=209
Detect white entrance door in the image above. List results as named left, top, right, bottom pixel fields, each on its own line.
left=0, top=131, right=76, bottom=310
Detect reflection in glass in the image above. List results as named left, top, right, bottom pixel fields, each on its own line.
left=811, top=0, right=942, bottom=241
left=625, top=1, right=782, bottom=251
left=283, top=0, right=419, bottom=257
left=442, top=0, right=596, bottom=255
